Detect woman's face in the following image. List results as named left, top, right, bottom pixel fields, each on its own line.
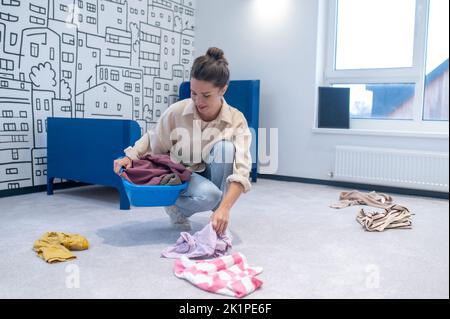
left=190, top=78, right=227, bottom=121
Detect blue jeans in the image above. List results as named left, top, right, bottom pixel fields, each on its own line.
left=173, top=140, right=235, bottom=217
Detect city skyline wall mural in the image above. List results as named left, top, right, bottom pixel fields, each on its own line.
left=0, top=0, right=196, bottom=192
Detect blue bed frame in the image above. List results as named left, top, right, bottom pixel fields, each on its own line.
left=47, top=117, right=141, bottom=210
left=179, top=80, right=260, bottom=182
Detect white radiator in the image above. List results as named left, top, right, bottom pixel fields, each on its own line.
left=334, top=146, right=449, bottom=192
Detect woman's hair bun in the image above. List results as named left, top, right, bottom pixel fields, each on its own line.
left=206, top=47, right=226, bottom=61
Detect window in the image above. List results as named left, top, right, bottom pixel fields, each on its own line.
left=44, top=99, right=50, bottom=111
left=10, top=32, right=17, bottom=46
left=21, top=123, right=29, bottom=131
left=62, top=33, right=75, bottom=45
left=12, top=149, right=19, bottom=160
left=36, top=99, right=41, bottom=110
left=49, top=47, right=54, bottom=60
left=4, top=123, right=16, bottom=131
left=0, top=12, right=18, bottom=22
left=29, top=16, right=45, bottom=25
left=135, top=83, right=140, bottom=93
left=86, top=16, right=96, bottom=24
left=2, top=0, right=20, bottom=6
left=2, top=110, right=13, bottom=117
left=86, top=2, right=96, bottom=13
left=30, top=43, right=39, bottom=57
left=62, top=70, right=72, bottom=79
left=325, top=0, right=449, bottom=132
left=423, top=0, right=449, bottom=121
left=29, top=3, right=46, bottom=14
left=111, top=70, right=119, bottom=81
left=8, top=183, right=20, bottom=189
left=6, top=168, right=18, bottom=175
left=96, top=101, right=100, bottom=108
left=60, top=4, right=68, bottom=12
left=37, top=120, right=43, bottom=133
left=117, top=103, right=122, bottom=111
left=0, top=58, right=14, bottom=70
left=124, top=83, right=132, bottom=91
left=62, top=52, right=74, bottom=63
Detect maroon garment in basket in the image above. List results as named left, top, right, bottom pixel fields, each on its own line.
left=120, top=154, right=192, bottom=185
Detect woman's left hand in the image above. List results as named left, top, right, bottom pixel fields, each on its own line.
left=211, top=207, right=230, bottom=236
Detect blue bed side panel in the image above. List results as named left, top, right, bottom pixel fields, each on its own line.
left=47, top=117, right=141, bottom=210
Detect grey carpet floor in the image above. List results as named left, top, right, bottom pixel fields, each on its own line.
left=0, top=179, right=448, bottom=299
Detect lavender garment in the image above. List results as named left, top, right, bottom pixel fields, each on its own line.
left=120, top=154, right=192, bottom=186
left=161, top=222, right=232, bottom=259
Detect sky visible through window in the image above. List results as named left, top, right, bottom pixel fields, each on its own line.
left=335, top=0, right=449, bottom=120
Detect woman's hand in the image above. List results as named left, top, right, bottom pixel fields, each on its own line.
left=113, top=156, right=132, bottom=175
left=210, top=207, right=230, bottom=236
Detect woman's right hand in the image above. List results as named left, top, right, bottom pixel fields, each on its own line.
left=113, top=156, right=132, bottom=175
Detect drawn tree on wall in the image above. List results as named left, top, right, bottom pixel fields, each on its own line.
left=60, top=79, right=72, bottom=100
left=129, top=22, right=140, bottom=53
left=29, top=62, right=57, bottom=91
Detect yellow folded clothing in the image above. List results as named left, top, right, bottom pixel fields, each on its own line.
left=33, top=232, right=89, bottom=263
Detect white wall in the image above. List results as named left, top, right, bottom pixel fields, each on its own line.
left=195, top=0, right=449, bottom=187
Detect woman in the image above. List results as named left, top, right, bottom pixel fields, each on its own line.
left=113, top=47, right=252, bottom=235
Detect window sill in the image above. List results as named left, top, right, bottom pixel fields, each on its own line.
left=311, top=128, right=449, bottom=139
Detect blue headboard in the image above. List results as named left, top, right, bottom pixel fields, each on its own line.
left=179, top=80, right=260, bottom=182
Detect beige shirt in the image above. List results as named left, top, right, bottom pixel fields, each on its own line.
left=124, top=98, right=253, bottom=193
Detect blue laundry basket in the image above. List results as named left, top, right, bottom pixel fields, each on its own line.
left=119, top=167, right=189, bottom=207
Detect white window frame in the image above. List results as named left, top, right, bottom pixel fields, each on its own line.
left=324, top=0, right=448, bottom=134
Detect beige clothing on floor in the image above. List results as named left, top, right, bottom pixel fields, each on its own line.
left=331, top=190, right=413, bottom=232
left=357, top=204, right=412, bottom=232
left=330, top=190, right=393, bottom=209
left=124, top=98, right=253, bottom=193
left=33, top=232, right=89, bottom=263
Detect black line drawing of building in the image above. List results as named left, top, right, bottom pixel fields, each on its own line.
left=95, top=64, right=144, bottom=119
left=98, top=0, right=128, bottom=35
left=32, top=89, right=54, bottom=149
left=0, top=77, right=33, bottom=190
left=76, top=31, right=101, bottom=93
left=0, top=0, right=196, bottom=191
left=76, top=82, right=133, bottom=118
